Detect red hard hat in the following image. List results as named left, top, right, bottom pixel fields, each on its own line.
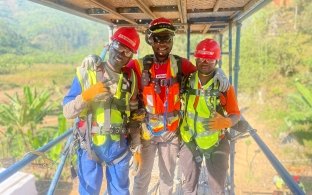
left=194, top=38, right=221, bottom=60
left=148, top=17, right=176, bottom=34
left=111, top=27, right=140, bottom=53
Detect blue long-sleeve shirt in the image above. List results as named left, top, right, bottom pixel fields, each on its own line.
left=63, top=77, right=82, bottom=105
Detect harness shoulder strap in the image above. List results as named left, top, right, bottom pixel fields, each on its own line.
left=173, top=54, right=182, bottom=76
left=121, top=71, right=132, bottom=93
left=216, top=91, right=226, bottom=116
left=142, top=54, right=154, bottom=71
left=86, top=113, right=101, bottom=162
left=173, top=55, right=190, bottom=94
left=183, top=141, right=203, bottom=163
left=183, top=73, right=195, bottom=120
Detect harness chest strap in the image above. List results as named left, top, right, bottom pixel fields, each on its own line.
left=91, top=124, right=128, bottom=134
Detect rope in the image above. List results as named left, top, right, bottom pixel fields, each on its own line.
left=24, top=151, right=55, bottom=168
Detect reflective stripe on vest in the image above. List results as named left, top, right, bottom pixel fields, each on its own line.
left=76, top=67, right=134, bottom=145
left=137, top=55, right=181, bottom=133
left=180, top=72, right=221, bottom=150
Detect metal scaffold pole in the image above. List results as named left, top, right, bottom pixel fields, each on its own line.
left=228, top=22, right=233, bottom=84
left=187, top=24, right=191, bottom=60
left=47, top=135, right=73, bottom=195
left=219, top=33, right=223, bottom=68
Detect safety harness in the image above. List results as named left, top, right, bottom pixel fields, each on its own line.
left=73, top=63, right=133, bottom=165
left=140, top=54, right=188, bottom=136
left=181, top=73, right=226, bottom=163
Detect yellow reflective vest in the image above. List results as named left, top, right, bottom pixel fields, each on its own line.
left=180, top=72, right=222, bottom=150
left=76, top=66, right=136, bottom=145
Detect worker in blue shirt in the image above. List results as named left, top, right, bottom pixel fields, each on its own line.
left=63, top=27, right=142, bottom=195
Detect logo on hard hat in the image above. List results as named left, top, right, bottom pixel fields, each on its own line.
left=151, top=21, right=171, bottom=26
left=197, top=50, right=214, bottom=55
left=118, top=34, right=136, bottom=47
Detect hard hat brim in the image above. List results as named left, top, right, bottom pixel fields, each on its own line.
left=149, top=23, right=176, bottom=34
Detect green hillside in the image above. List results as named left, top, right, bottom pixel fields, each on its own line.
left=0, top=0, right=109, bottom=71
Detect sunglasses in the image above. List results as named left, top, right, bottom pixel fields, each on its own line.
left=150, top=35, right=173, bottom=44
left=196, top=58, right=217, bottom=64
left=111, top=41, right=133, bottom=57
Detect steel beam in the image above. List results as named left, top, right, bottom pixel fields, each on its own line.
left=233, top=0, right=272, bottom=22
left=150, top=5, right=178, bottom=12
left=188, top=16, right=230, bottom=23
left=187, top=7, right=243, bottom=13
left=116, top=7, right=143, bottom=13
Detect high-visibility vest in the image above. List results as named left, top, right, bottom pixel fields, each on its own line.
left=180, top=72, right=223, bottom=150
left=76, top=66, right=135, bottom=145
left=134, top=54, right=181, bottom=134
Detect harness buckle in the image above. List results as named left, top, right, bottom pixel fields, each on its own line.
left=79, top=140, right=87, bottom=150
left=159, top=79, right=168, bottom=86
left=194, top=155, right=203, bottom=163
left=94, top=125, right=127, bottom=135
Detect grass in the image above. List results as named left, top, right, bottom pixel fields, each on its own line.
left=0, top=64, right=75, bottom=90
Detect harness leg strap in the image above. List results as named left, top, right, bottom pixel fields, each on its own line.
left=86, top=113, right=101, bottom=163
left=184, top=140, right=203, bottom=163
left=106, top=149, right=130, bottom=166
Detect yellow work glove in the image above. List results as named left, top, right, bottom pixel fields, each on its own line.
left=208, top=113, right=233, bottom=130
left=131, top=146, right=142, bottom=176
left=81, top=82, right=109, bottom=102
left=133, top=151, right=142, bottom=170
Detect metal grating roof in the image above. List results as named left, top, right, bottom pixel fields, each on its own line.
left=29, top=0, right=271, bottom=34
